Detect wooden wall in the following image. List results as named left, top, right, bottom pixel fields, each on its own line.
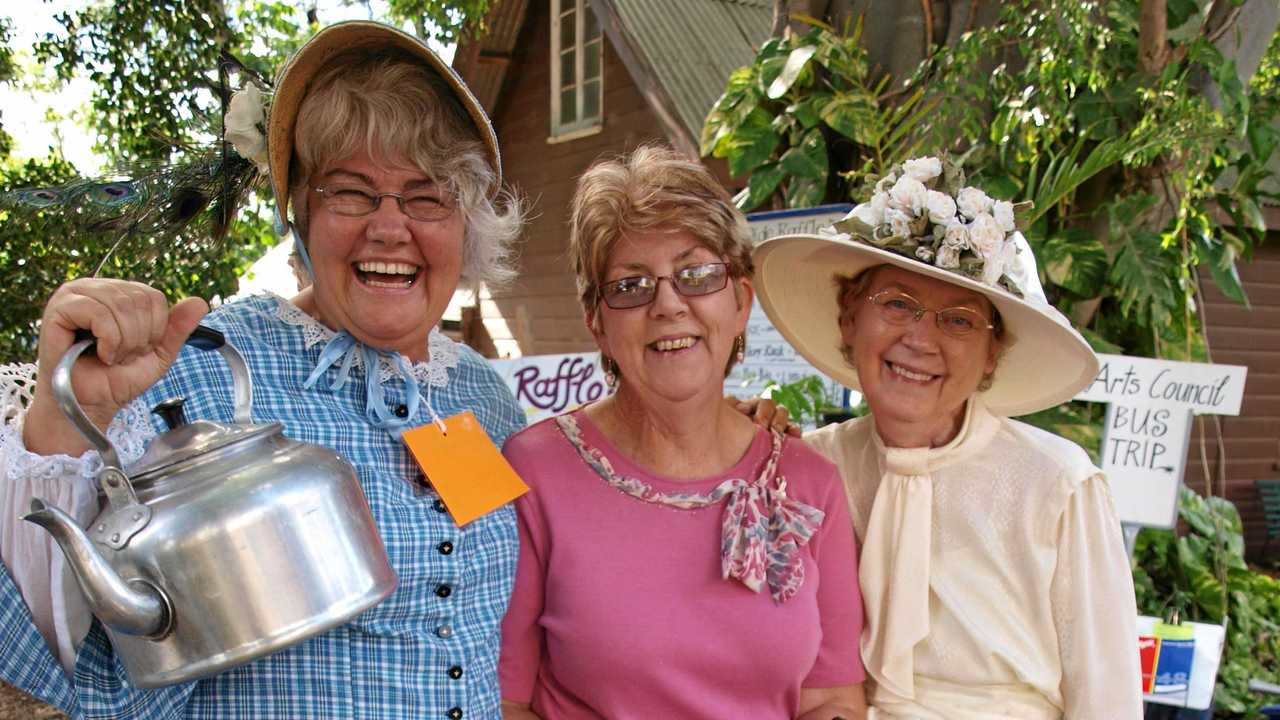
left=1188, top=238, right=1280, bottom=561
left=482, top=0, right=672, bottom=356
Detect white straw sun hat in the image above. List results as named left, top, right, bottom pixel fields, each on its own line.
left=753, top=157, right=1099, bottom=417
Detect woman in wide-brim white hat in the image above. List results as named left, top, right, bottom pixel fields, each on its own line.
left=752, top=156, right=1142, bottom=719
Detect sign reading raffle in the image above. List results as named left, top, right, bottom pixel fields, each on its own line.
left=489, top=353, right=609, bottom=424
left=1074, top=354, right=1247, bottom=528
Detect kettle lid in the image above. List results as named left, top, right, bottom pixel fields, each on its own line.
left=130, top=397, right=280, bottom=479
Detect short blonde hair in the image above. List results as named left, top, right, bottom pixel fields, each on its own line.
left=290, top=49, right=523, bottom=287
left=568, top=145, right=752, bottom=310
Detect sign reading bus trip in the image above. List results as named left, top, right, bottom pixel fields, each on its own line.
left=1074, top=354, right=1247, bottom=529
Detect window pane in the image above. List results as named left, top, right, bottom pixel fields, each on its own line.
left=560, top=48, right=575, bottom=87
left=585, top=8, right=600, bottom=40
left=560, top=9, right=575, bottom=49
left=584, top=41, right=600, bottom=81
left=583, top=79, right=600, bottom=120
left=561, top=88, right=577, bottom=124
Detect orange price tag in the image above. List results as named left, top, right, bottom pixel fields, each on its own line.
left=401, top=411, right=529, bottom=527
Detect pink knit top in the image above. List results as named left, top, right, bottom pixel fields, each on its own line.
left=499, top=411, right=865, bottom=719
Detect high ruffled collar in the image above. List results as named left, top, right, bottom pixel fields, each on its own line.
left=858, top=397, right=1000, bottom=701
left=259, top=293, right=462, bottom=434
left=266, top=293, right=460, bottom=388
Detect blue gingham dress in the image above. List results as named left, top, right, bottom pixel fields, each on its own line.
left=0, top=294, right=525, bottom=719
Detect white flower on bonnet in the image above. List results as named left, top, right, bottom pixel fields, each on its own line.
left=831, top=155, right=1040, bottom=299
left=956, top=186, right=993, bottom=220
left=225, top=84, right=270, bottom=174
left=901, top=157, right=942, bottom=182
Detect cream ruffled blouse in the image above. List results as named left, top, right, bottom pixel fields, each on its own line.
left=805, top=400, right=1142, bottom=720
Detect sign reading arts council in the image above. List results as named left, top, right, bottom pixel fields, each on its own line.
left=1074, top=354, right=1247, bottom=529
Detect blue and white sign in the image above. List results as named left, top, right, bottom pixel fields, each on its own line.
left=729, top=205, right=853, bottom=411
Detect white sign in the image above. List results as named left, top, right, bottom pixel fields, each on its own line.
left=1099, top=403, right=1195, bottom=528
left=1074, top=354, right=1248, bottom=529
left=746, top=203, right=853, bottom=243
left=490, top=353, right=610, bottom=424
left=1075, top=354, right=1247, bottom=414
left=730, top=206, right=853, bottom=410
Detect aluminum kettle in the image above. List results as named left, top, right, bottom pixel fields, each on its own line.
left=23, top=325, right=397, bottom=687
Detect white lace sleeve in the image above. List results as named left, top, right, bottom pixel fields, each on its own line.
left=0, top=362, right=157, bottom=673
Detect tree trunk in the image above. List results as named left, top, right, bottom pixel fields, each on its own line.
left=771, top=0, right=790, bottom=38
left=1139, top=0, right=1169, bottom=74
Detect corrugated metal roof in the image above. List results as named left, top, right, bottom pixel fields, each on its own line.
left=608, top=0, right=771, bottom=138
left=453, top=0, right=531, bottom=113
left=454, top=0, right=771, bottom=139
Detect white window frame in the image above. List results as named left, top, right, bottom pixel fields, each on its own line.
left=549, top=0, right=603, bottom=141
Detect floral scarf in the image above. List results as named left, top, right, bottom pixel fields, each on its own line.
left=555, top=413, right=825, bottom=603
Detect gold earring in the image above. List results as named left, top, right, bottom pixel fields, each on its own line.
left=603, top=356, right=618, bottom=389
left=735, top=335, right=745, bottom=364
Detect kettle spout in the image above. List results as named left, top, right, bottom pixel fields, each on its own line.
left=23, top=499, right=170, bottom=638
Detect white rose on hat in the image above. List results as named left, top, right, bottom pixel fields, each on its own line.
left=942, top=220, right=969, bottom=250
left=225, top=84, right=270, bottom=173
left=956, top=186, right=994, bottom=220
left=926, top=190, right=957, bottom=225
left=993, top=200, right=1016, bottom=233
left=901, top=156, right=943, bottom=182
left=851, top=201, right=883, bottom=228
left=889, top=176, right=928, bottom=214
left=885, top=207, right=914, bottom=238
left=967, top=213, right=1004, bottom=259
left=936, top=243, right=961, bottom=269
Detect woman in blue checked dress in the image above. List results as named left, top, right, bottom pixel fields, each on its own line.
left=0, top=21, right=526, bottom=719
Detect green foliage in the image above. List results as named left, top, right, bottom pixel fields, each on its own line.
left=701, top=19, right=936, bottom=211
left=762, top=375, right=865, bottom=428
left=384, top=0, right=493, bottom=44
left=913, top=0, right=1276, bottom=368
left=706, top=0, right=1278, bottom=475
left=1133, top=487, right=1280, bottom=716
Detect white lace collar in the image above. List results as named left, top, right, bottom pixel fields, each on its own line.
left=265, top=293, right=460, bottom=388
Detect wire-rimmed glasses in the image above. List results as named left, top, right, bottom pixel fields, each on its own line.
left=313, top=184, right=455, bottom=222
left=867, top=289, right=995, bottom=339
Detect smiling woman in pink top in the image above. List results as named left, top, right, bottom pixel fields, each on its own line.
left=498, top=145, right=866, bottom=720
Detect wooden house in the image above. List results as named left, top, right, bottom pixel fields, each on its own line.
left=452, top=0, right=770, bottom=356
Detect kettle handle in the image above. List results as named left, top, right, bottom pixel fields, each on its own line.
left=52, top=323, right=255, bottom=493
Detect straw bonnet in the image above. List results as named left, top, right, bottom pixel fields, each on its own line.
left=753, top=156, right=1098, bottom=417
left=266, top=20, right=502, bottom=232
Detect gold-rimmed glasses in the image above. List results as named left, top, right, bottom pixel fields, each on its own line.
left=867, top=289, right=995, bottom=339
